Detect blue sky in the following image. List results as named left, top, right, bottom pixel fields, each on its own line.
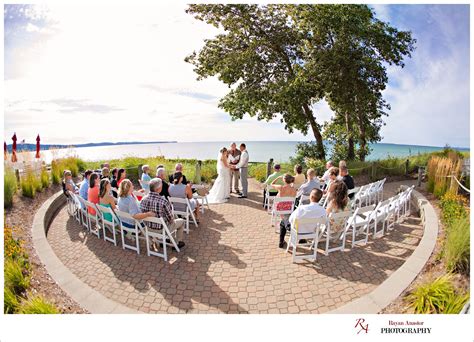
left=3, top=4, right=470, bottom=148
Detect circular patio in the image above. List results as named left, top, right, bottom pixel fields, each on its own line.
left=45, top=179, right=423, bottom=313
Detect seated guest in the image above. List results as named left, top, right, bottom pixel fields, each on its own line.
left=293, top=164, right=306, bottom=189
left=319, top=160, right=334, bottom=188
left=271, top=174, right=297, bottom=198
left=101, top=167, right=110, bottom=180
left=271, top=174, right=297, bottom=245
left=117, top=179, right=154, bottom=228
left=87, top=173, right=100, bottom=215
left=156, top=167, right=170, bottom=198
left=110, top=168, right=118, bottom=188
left=140, top=178, right=185, bottom=249
left=296, top=168, right=321, bottom=200
left=98, top=178, right=117, bottom=222
left=337, top=160, right=347, bottom=180
left=141, top=165, right=151, bottom=192
left=62, top=170, right=78, bottom=195
left=116, top=168, right=126, bottom=187
left=324, top=167, right=339, bottom=196
left=279, top=188, right=326, bottom=248
left=340, top=165, right=355, bottom=198
left=326, top=180, right=350, bottom=215
left=79, top=169, right=93, bottom=200
left=262, top=164, right=284, bottom=208
left=169, top=172, right=200, bottom=223
left=169, top=163, right=188, bottom=185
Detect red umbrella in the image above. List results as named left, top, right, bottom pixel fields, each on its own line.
left=11, top=133, right=17, bottom=163
left=4, top=141, right=7, bottom=160
left=35, top=134, right=41, bottom=159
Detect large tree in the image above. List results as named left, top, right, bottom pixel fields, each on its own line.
left=185, top=4, right=415, bottom=160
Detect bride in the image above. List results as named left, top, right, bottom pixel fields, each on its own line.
left=207, top=147, right=231, bottom=204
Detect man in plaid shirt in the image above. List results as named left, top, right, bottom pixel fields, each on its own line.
left=140, top=178, right=185, bottom=249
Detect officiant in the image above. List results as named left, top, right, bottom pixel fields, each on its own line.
left=228, top=142, right=241, bottom=194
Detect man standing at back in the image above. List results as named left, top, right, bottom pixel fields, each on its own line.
left=228, top=142, right=241, bottom=194
left=234, top=143, right=249, bottom=198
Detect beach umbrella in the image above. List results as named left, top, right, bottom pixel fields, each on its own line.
left=4, top=141, right=7, bottom=160
left=35, top=134, right=41, bottom=159
left=11, top=133, right=17, bottom=163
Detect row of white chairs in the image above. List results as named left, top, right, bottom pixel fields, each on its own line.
left=285, top=185, right=415, bottom=263
left=350, top=178, right=386, bottom=209
left=66, top=190, right=202, bottom=262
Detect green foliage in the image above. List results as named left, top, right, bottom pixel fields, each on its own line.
left=4, top=258, right=30, bottom=295
left=4, top=286, right=19, bottom=314
left=20, top=169, right=40, bottom=198
left=18, top=296, right=59, bottom=314
left=443, top=292, right=470, bottom=314
left=444, top=216, right=470, bottom=275
left=185, top=4, right=415, bottom=160
left=290, top=142, right=324, bottom=168
left=40, top=168, right=50, bottom=188
left=439, top=193, right=468, bottom=226
left=51, top=157, right=83, bottom=184
left=4, top=167, right=17, bottom=208
left=249, top=163, right=268, bottom=182
left=407, top=274, right=468, bottom=314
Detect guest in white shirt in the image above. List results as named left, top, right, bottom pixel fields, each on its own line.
left=319, top=160, right=334, bottom=187
left=279, top=188, right=326, bottom=248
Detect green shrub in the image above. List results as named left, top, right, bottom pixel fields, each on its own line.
left=18, top=296, right=59, bottom=314
left=439, top=193, right=468, bottom=227
left=4, top=258, right=30, bottom=295
left=443, top=292, right=470, bottom=314
left=249, top=163, right=267, bottom=182
left=4, top=167, right=17, bottom=208
left=4, top=286, right=19, bottom=314
left=40, top=168, right=50, bottom=188
left=51, top=157, right=84, bottom=185
left=20, top=170, right=38, bottom=198
left=444, top=216, right=470, bottom=274
left=407, top=274, right=468, bottom=314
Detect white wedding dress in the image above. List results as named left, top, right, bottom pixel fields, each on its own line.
left=207, top=153, right=231, bottom=204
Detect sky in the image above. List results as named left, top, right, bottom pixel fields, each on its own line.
left=3, top=4, right=470, bottom=148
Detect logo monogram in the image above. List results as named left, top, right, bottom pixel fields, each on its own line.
left=355, top=318, right=369, bottom=334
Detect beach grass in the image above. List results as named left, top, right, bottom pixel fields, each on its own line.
left=4, top=167, right=17, bottom=208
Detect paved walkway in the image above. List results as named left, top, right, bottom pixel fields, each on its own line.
left=47, top=179, right=422, bottom=313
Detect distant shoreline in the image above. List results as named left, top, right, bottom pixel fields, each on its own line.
left=6, top=141, right=178, bottom=153
left=6, top=140, right=470, bottom=153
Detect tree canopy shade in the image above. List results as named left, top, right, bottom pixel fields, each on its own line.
left=185, top=4, right=415, bottom=160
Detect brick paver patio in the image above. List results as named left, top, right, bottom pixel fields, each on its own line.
left=47, top=179, right=422, bottom=313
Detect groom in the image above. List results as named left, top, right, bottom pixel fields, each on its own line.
left=232, top=143, right=249, bottom=198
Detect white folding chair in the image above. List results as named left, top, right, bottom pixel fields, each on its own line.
left=169, top=197, right=198, bottom=234
left=264, top=184, right=277, bottom=213
left=66, top=191, right=82, bottom=224
left=115, top=210, right=142, bottom=254
left=299, top=194, right=311, bottom=206
left=192, top=184, right=210, bottom=214
left=132, top=190, right=146, bottom=202
left=271, top=197, right=296, bottom=231
left=373, top=199, right=391, bottom=237
left=345, top=204, right=376, bottom=247
left=286, top=216, right=327, bottom=263
left=76, top=196, right=90, bottom=230
left=84, top=200, right=101, bottom=238
left=96, top=204, right=119, bottom=246
left=376, top=178, right=386, bottom=202
left=367, top=181, right=380, bottom=205
left=318, top=210, right=352, bottom=255
left=141, top=216, right=180, bottom=261
left=386, top=194, right=401, bottom=231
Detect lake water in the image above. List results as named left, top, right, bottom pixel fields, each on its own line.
left=18, top=141, right=469, bottom=164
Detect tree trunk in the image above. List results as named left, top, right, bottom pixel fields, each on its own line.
left=302, top=104, right=326, bottom=160
left=345, top=112, right=356, bottom=161
left=358, top=112, right=367, bottom=162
